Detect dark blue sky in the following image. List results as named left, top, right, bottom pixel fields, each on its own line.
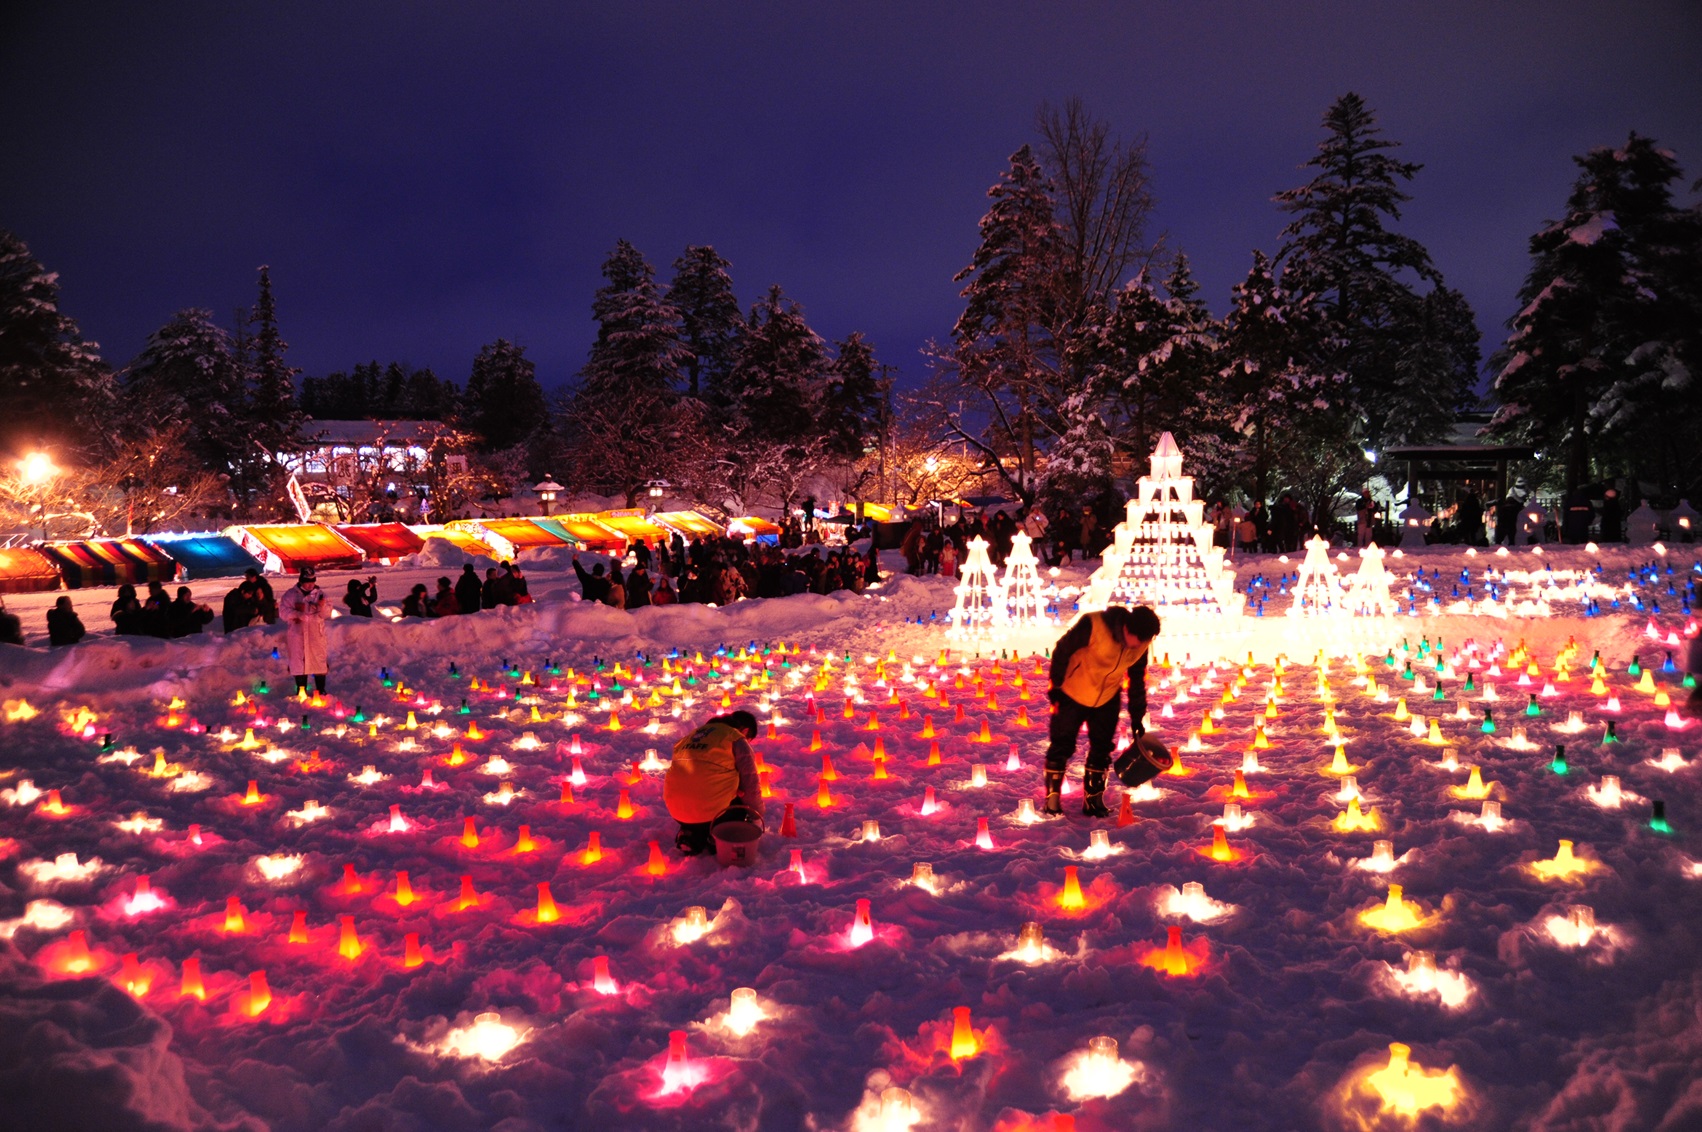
left=3, top=2, right=1698, bottom=394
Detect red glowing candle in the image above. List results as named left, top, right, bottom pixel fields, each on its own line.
left=461, top=818, right=480, bottom=849
left=403, top=933, right=423, bottom=968
left=559, top=781, right=575, bottom=805
left=849, top=898, right=874, bottom=947
left=975, top=817, right=994, bottom=850
left=592, top=954, right=617, bottom=994
left=341, top=863, right=363, bottom=894
left=646, top=840, right=666, bottom=877
left=288, top=910, right=308, bottom=944
left=421, top=768, right=436, bottom=788
left=808, top=729, right=823, bottom=752
left=224, top=897, right=247, bottom=933
left=927, top=741, right=941, bottom=766
left=247, top=970, right=271, bottom=1016
left=120, top=952, right=146, bottom=997
left=455, top=875, right=478, bottom=910
left=180, top=956, right=205, bottom=1000
left=42, top=788, right=68, bottom=815
left=582, top=831, right=603, bottom=864
left=949, top=1006, right=980, bottom=1060
left=337, top=915, right=362, bottom=960
left=1117, top=794, right=1136, bottom=827
left=536, top=883, right=560, bottom=923
left=821, top=754, right=838, bottom=781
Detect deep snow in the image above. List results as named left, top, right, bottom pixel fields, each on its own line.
left=1, top=545, right=1699, bottom=1132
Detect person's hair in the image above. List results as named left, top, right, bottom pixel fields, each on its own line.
left=592, top=564, right=605, bottom=576
left=177, top=586, right=191, bottom=598
left=718, top=709, right=759, bottom=737
left=437, top=577, right=451, bottom=587
left=1108, top=605, right=1161, bottom=642
left=411, top=583, right=427, bottom=594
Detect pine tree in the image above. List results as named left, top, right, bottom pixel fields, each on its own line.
left=1275, top=93, right=1479, bottom=453
left=125, top=309, right=246, bottom=504
left=1489, top=134, right=1702, bottom=492
left=668, top=245, right=741, bottom=399
left=237, top=265, right=303, bottom=510
left=462, top=339, right=546, bottom=452
left=948, top=145, right=1063, bottom=498
left=821, top=332, right=884, bottom=462
left=0, top=229, right=116, bottom=455
left=563, top=241, right=692, bottom=506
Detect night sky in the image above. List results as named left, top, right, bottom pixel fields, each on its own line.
left=3, top=2, right=1698, bottom=395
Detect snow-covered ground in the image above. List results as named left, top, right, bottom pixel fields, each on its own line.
left=1, top=545, right=1698, bottom=1131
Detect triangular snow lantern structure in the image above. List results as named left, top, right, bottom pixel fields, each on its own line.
left=1000, top=531, right=1047, bottom=629
left=1289, top=534, right=1346, bottom=616
left=948, top=536, right=1008, bottom=642
left=1082, top=433, right=1244, bottom=620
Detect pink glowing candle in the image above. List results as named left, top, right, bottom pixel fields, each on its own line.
left=849, top=899, right=875, bottom=947
left=592, top=955, right=617, bottom=994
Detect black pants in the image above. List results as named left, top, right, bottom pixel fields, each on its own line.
left=1046, top=693, right=1120, bottom=775
left=295, top=674, right=327, bottom=694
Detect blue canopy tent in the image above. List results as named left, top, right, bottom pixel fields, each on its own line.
left=145, top=533, right=263, bottom=579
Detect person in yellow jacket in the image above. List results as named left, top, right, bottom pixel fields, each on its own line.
left=664, top=709, right=763, bottom=855
left=1045, top=605, right=1161, bottom=817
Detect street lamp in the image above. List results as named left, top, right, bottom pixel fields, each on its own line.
left=534, top=479, right=564, bottom=517
left=17, top=451, right=57, bottom=542
left=647, top=482, right=666, bottom=513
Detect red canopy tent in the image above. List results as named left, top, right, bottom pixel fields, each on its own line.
left=333, top=523, right=427, bottom=563
left=0, top=547, right=62, bottom=594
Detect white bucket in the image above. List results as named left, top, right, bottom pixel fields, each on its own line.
left=713, top=819, right=762, bottom=867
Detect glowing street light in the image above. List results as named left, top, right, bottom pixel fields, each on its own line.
left=533, top=479, right=564, bottom=516
left=16, top=450, right=58, bottom=541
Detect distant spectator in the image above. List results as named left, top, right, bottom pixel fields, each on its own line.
left=344, top=577, right=377, bottom=617
left=573, top=555, right=611, bottom=603
left=627, top=563, right=653, bottom=608
left=429, top=577, right=459, bottom=616
left=606, top=564, right=627, bottom=609
left=504, top=561, right=531, bottom=604
left=47, top=596, right=85, bottom=646
left=222, top=569, right=277, bottom=633
left=165, top=586, right=214, bottom=637
left=0, top=596, right=22, bottom=646
left=482, top=567, right=514, bottom=609
left=111, top=584, right=145, bottom=635
left=402, top=584, right=431, bottom=618
left=454, top=564, right=482, bottom=615
left=652, top=573, right=677, bottom=605
left=1600, top=489, right=1623, bottom=543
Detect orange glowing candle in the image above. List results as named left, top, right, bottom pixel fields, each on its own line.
left=872, top=755, right=888, bottom=780
left=224, top=896, right=247, bottom=933
left=242, top=780, right=262, bottom=805
left=817, top=777, right=834, bottom=808
left=461, top=817, right=479, bottom=848
left=582, top=831, right=603, bottom=864
left=288, top=910, right=308, bottom=943
left=559, top=781, right=575, bottom=805
left=920, top=715, right=936, bottom=738
left=121, top=952, right=147, bottom=997
left=617, top=790, right=635, bottom=819
left=63, top=929, right=92, bottom=973
left=247, top=970, right=271, bottom=1016
left=1231, top=769, right=1251, bottom=798
left=536, top=883, right=560, bottom=923
left=180, top=956, right=205, bottom=1000
left=394, top=871, right=415, bottom=906
left=455, top=875, right=478, bottom=910
left=1059, top=865, right=1086, bottom=910
left=927, top=740, right=941, bottom=765
left=949, top=1006, right=980, bottom=1060
left=341, top=863, right=363, bottom=893
left=403, top=933, right=423, bottom=968
left=513, top=825, right=538, bottom=853
left=1207, top=826, right=1234, bottom=862
left=821, top=754, right=838, bottom=780
left=337, top=915, right=362, bottom=960
left=646, top=840, right=667, bottom=876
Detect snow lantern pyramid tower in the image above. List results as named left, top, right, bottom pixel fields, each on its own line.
left=948, top=536, right=1008, bottom=642
left=1001, top=531, right=1046, bottom=629
left=1345, top=543, right=1397, bottom=617
left=1289, top=534, right=1346, bottom=616
left=1082, top=432, right=1244, bottom=620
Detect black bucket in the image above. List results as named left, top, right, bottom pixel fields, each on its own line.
left=1113, top=736, right=1173, bottom=789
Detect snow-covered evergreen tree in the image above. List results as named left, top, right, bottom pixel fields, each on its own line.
left=667, top=246, right=741, bottom=400
left=0, top=229, right=116, bottom=455
left=125, top=309, right=246, bottom=503
left=237, top=265, right=303, bottom=512
left=1489, top=134, right=1702, bottom=491
left=1275, top=93, right=1479, bottom=454
left=947, top=145, right=1062, bottom=500
left=563, top=240, right=692, bottom=506
left=461, top=339, right=546, bottom=452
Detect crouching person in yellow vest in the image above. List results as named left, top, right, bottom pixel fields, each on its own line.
left=1045, top=605, right=1161, bottom=817
left=664, top=710, right=763, bottom=856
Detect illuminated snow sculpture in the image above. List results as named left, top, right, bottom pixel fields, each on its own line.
left=947, top=536, right=1007, bottom=643
left=1081, top=432, right=1244, bottom=622
left=1289, top=534, right=1346, bottom=616
left=1345, top=543, right=1398, bottom=617
left=999, top=531, right=1047, bottom=629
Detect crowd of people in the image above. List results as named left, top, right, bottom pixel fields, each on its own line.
left=573, top=532, right=880, bottom=608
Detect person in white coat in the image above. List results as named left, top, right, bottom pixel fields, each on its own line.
left=278, top=566, right=333, bottom=694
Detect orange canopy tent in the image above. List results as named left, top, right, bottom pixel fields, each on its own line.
left=595, top=509, right=670, bottom=544
left=651, top=510, right=722, bottom=539
left=474, top=518, right=571, bottom=550
left=40, top=538, right=177, bottom=589
left=0, top=547, right=62, bottom=594
left=727, top=516, right=782, bottom=544
left=551, top=514, right=627, bottom=553
left=334, top=523, right=426, bottom=563
left=410, top=525, right=498, bottom=558
left=230, top=525, right=365, bottom=573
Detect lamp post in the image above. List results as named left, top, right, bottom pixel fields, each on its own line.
left=18, top=451, right=57, bottom=542
left=534, top=479, right=564, bottom=517
left=647, top=482, right=665, bottom=513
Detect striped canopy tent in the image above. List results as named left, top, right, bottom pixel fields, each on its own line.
left=727, top=516, right=783, bottom=545
left=651, top=510, right=722, bottom=539
left=550, top=514, right=627, bottom=553
left=595, top=508, right=670, bottom=545
left=143, top=533, right=262, bottom=579
left=230, top=524, right=364, bottom=573
left=334, top=523, right=426, bottom=563
left=0, top=547, right=62, bottom=594
left=474, top=518, right=571, bottom=551
left=411, top=525, right=499, bottom=558
left=41, top=538, right=177, bottom=589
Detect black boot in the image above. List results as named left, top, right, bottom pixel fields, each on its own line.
left=1043, top=770, right=1064, bottom=816
left=1082, top=770, right=1109, bottom=818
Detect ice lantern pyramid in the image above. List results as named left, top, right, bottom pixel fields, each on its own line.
left=1000, top=531, right=1048, bottom=629
left=1290, top=534, right=1346, bottom=617
left=1082, top=432, right=1244, bottom=619
left=947, top=536, right=1008, bottom=641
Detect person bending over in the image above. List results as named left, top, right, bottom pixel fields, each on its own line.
left=1044, top=605, right=1161, bottom=817
left=663, top=710, right=763, bottom=856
